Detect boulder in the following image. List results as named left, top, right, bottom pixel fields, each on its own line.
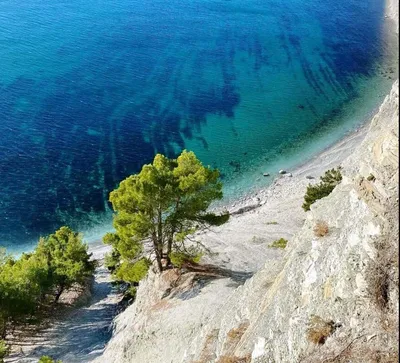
left=279, top=170, right=287, bottom=174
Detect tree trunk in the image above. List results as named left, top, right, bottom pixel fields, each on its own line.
left=156, top=207, right=164, bottom=272
left=152, top=232, right=163, bottom=272
left=54, top=286, right=64, bottom=303
left=155, top=249, right=163, bottom=272
left=0, top=318, right=6, bottom=339
left=166, top=237, right=173, bottom=267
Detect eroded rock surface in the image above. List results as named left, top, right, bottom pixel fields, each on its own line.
left=96, top=81, right=398, bottom=363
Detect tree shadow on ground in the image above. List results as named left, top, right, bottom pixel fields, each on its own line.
left=167, top=263, right=253, bottom=301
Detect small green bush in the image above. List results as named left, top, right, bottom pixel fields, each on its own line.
left=268, top=238, right=288, bottom=249
left=124, top=286, right=137, bottom=301
left=169, top=248, right=202, bottom=268
left=302, top=168, right=342, bottom=211
left=38, top=356, right=62, bottom=363
left=104, top=250, right=121, bottom=273
left=115, top=258, right=151, bottom=284
left=367, top=173, right=376, bottom=182
left=0, top=340, right=9, bottom=362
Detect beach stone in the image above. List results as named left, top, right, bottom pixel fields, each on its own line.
left=279, top=170, right=287, bottom=174
left=306, top=175, right=314, bottom=179
left=263, top=173, right=270, bottom=177
left=286, top=173, right=293, bottom=177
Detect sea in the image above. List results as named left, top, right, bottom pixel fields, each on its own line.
left=0, top=0, right=398, bottom=252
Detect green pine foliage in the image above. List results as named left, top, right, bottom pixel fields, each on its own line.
left=36, top=227, right=96, bottom=302
left=106, top=150, right=228, bottom=280
left=0, top=227, right=95, bottom=339
left=302, top=168, right=342, bottom=211
left=115, top=259, right=151, bottom=284
left=169, top=249, right=203, bottom=268
left=104, top=249, right=121, bottom=273
left=0, top=252, right=48, bottom=337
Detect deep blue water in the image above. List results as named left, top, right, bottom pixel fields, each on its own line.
left=0, top=0, right=397, bottom=250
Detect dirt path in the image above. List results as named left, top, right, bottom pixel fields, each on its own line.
left=6, top=266, right=122, bottom=363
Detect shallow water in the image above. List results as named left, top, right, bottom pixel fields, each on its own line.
left=0, top=0, right=397, bottom=250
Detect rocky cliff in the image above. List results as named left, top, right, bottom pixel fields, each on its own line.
left=95, top=79, right=398, bottom=363
left=185, top=80, right=399, bottom=363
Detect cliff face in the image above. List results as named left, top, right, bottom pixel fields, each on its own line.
left=185, top=80, right=399, bottom=363
left=96, top=81, right=399, bottom=363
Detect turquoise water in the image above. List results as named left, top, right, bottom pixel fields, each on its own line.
left=0, top=0, right=397, bottom=250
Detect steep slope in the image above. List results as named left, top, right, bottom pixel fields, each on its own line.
left=96, top=80, right=398, bottom=363
left=185, top=81, right=399, bottom=363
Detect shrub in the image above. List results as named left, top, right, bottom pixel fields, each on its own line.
left=0, top=340, right=9, bottom=362
left=104, top=250, right=121, bottom=273
left=115, top=258, right=151, bottom=284
left=302, top=168, right=342, bottom=211
left=306, top=315, right=335, bottom=345
left=169, top=248, right=203, bottom=268
left=124, top=286, right=137, bottom=301
left=268, top=238, right=288, bottom=249
left=367, top=173, right=376, bottom=181
left=38, top=356, right=62, bottom=363
left=35, top=226, right=96, bottom=302
left=313, top=221, right=329, bottom=237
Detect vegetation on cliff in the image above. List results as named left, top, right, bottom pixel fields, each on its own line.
left=302, top=168, right=342, bottom=211
left=104, top=150, right=229, bottom=284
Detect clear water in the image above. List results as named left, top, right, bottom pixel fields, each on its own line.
left=0, top=0, right=397, bottom=251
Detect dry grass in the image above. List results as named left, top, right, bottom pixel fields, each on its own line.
left=370, top=266, right=390, bottom=311
left=193, top=329, right=220, bottom=363
left=220, top=321, right=250, bottom=356
left=306, top=315, right=335, bottom=345
left=217, top=353, right=252, bottom=363
left=313, top=221, right=329, bottom=237
left=226, top=322, right=249, bottom=342
left=300, top=335, right=399, bottom=363
left=322, top=342, right=399, bottom=363
left=365, top=240, right=398, bottom=319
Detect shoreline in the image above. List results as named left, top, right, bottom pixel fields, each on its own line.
left=87, top=120, right=370, bottom=262
left=86, top=99, right=380, bottom=262
left=218, top=122, right=369, bottom=215
left=4, top=0, right=397, bottom=260
left=194, top=119, right=372, bottom=272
